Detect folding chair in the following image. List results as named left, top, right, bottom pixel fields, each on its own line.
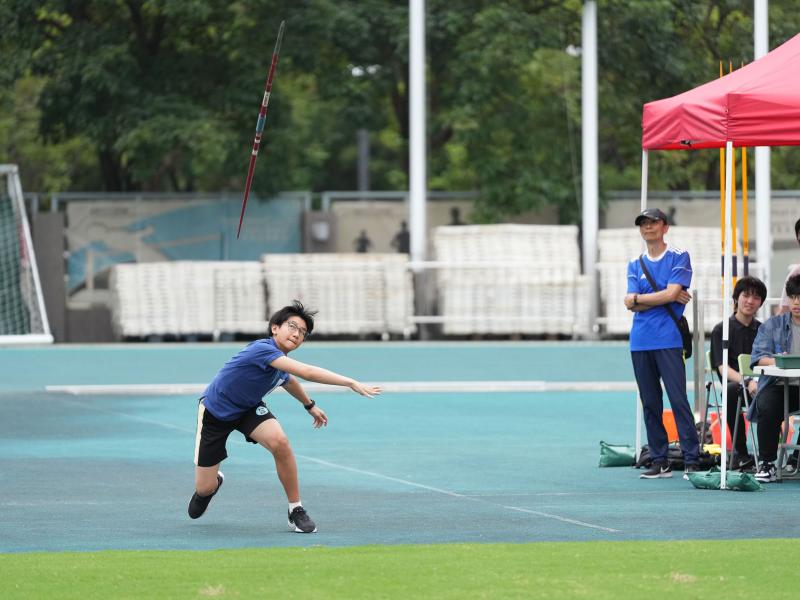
left=700, top=351, right=758, bottom=469
left=775, top=375, right=800, bottom=482
left=732, top=353, right=759, bottom=468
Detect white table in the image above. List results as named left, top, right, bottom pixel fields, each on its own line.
left=753, top=364, right=800, bottom=481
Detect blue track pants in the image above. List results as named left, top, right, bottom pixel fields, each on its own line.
left=631, top=348, right=700, bottom=464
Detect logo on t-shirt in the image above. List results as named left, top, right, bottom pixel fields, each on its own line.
left=256, top=405, right=269, bottom=416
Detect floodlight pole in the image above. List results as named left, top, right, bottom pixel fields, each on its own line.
left=409, top=0, right=427, bottom=268
left=582, top=0, right=599, bottom=338
left=754, top=0, right=771, bottom=293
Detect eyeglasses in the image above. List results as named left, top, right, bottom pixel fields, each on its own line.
left=285, top=320, right=308, bottom=339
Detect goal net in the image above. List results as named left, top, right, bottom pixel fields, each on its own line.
left=0, top=165, right=52, bottom=344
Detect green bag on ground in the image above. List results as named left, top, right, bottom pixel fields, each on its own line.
left=687, top=466, right=763, bottom=491
left=599, top=441, right=636, bottom=467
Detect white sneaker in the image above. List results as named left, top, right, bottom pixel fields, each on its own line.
left=755, top=462, right=776, bottom=483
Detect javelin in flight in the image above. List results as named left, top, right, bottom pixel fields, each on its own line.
left=237, top=20, right=286, bottom=239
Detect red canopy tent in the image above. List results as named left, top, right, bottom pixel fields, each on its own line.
left=637, top=34, right=800, bottom=487
left=643, top=33, right=800, bottom=150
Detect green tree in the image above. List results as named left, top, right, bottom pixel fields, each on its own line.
left=4, top=0, right=800, bottom=221
left=0, top=76, right=96, bottom=193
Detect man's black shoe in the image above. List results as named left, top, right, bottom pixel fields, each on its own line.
left=640, top=462, right=672, bottom=479
left=288, top=506, right=317, bottom=533
left=188, top=472, right=224, bottom=519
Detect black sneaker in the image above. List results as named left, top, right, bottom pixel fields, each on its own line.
left=640, top=463, right=673, bottom=479
left=755, top=462, right=777, bottom=483
left=731, top=454, right=755, bottom=471
left=683, top=464, right=700, bottom=480
left=288, top=506, right=317, bottom=533
left=188, top=472, right=224, bottom=519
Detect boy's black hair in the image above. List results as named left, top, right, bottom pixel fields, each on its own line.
left=786, top=274, right=800, bottom=298
left=268, top=300, right=317, bottom=336
left=732, top=275, right=767, bottom=306
left=795, top=217, right=800, bottom=238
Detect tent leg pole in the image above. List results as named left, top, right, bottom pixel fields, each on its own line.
left=634, top=149, right=649, bottom=461
left=640, top=150, right=648, bottom=212
left=720, top=141, right=735, bottom=490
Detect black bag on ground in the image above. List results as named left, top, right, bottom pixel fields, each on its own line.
left=634, top=443, right=718, bottom=470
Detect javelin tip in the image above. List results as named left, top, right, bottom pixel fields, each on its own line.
left=274, top=20, right=286, bottom=54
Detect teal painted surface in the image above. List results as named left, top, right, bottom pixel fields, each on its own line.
left=0, top=342, right=696, bottom=391
left=1, top=343, right=750, bottom=554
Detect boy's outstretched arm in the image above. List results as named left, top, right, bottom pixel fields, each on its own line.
left=271, top=356, right=381, bottom=397
left=283, top=375, right=328, bottom=428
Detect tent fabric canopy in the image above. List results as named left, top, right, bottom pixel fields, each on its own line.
left=642, top=33, right=800, bottom=150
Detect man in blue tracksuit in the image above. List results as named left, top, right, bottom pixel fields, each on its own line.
left=625, top=208, right=700, bottom=479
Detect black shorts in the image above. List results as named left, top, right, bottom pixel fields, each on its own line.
left=194, top=397, right=276, bottom=467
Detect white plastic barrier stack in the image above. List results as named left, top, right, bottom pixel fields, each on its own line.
left=212, top=262, right=268, bottom=336
left=110, top=263, right=181, bottom=337
left=110, top=261, right=267, bottom=339
left=433, top=224, right=589, bottom=336
left=597, top=227, right=762, bottom=335
left=261, top=253, right=414, bottom=337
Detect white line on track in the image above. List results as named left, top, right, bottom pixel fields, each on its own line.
left=54, top=397, right=621, bottom=534
left=297, top=455, right=620, bottom=533
left=45, top=380, right=641, bottom=395
left=1, top=501, right=113, bottom=507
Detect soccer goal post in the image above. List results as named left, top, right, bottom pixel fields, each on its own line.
left=0, top=164, right=53, bottom=344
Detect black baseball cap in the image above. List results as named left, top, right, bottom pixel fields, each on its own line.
left=634, top=208, right=668, bottom=226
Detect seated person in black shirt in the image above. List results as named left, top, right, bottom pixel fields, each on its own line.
left=710, top=276, right=767, bottom=470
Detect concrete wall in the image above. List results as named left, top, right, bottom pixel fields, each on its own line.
left=330, top=200, right=559, bottom=254
left=31, top=212, right=66, bottom=342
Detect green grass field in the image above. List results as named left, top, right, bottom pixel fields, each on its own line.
left=2, top=539, right=795, bottom=599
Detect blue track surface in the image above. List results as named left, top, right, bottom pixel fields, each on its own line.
left=2, top=343, right=797, bottom=553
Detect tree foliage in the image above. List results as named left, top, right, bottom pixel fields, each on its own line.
left=2, top=0, right=800, bottom=222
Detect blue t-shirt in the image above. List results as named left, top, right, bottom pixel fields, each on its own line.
left=627, top=247, right=692, bottom=351
left=203, top=338, right=290, bottom=420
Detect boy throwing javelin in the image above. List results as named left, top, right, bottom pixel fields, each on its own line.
left=188, top=300, right=381, bottom=533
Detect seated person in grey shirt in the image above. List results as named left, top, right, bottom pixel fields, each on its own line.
left=750, top=274, right=800, bottom=483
